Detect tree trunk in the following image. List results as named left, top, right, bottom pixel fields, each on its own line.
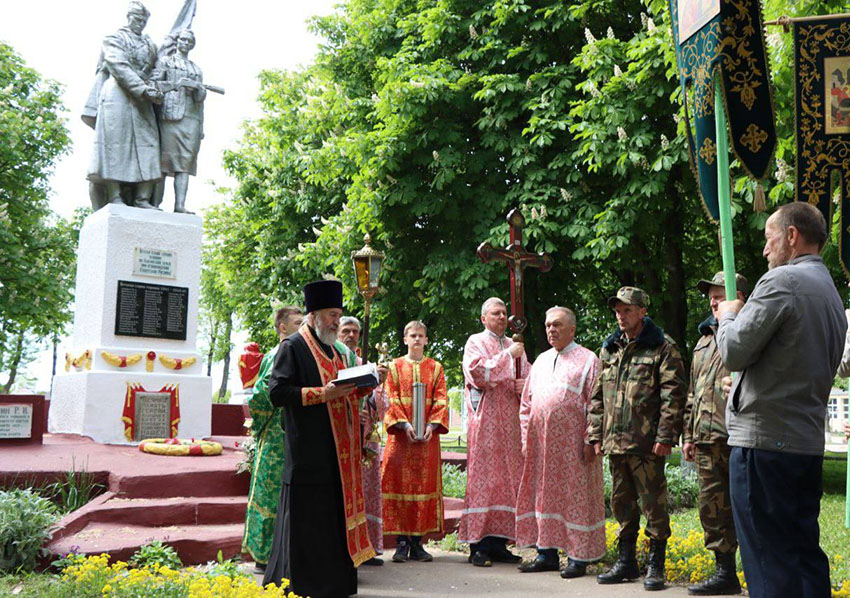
left=1, top=333, right=24, bottom=393
left=50, top=336, right=58, bottom=396
left=206, top=317, right=219, bottom=377
left=660, top=170, right=688, bottom=354
left=217, top=313, right=233, bottom=400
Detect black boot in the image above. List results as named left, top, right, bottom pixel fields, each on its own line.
left=392, top=536, right=410, bottom=562
left=408, top=536, right=433, bottom=562
left=643, top=538, right=667, bottom=591
left=687, top=551, right=742, bottom=595
left=560, top=557, right=588, bottom=579
left=597, top=536, right=639, bottom=584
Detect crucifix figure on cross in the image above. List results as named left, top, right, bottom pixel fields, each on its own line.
left=477, top=208, right=554, bottom=376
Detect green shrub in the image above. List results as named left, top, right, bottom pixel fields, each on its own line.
left=0, top=488, right=59, bottom=572
left=428, top=531, right=468, bottom=553
left=602, top=457, right=699, bottom=515
left=447, top=388, right=463, bottom=414
left=129, top=540, right=182, bottom=570
left=200, top=550, right=243, bottom=579
left=442, top=463, right=466, bottom=499
left=46, top=459, right=105, bottom=514
left=665, top=462, right=700, bottom=511
left=2, top=460, right=105, bottom=515
left=212, top=390, right=231, bottom=404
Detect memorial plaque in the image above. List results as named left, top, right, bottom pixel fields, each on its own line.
left=115, top=280, right=188, bottom=340
left=133, top=248, right=176, bottom=279
left=0, top=403, right=33, bottom=439
left=134, top=392, right=172, bottom=441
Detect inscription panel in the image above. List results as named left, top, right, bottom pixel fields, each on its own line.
left=133, top=248, right=176, bottom=279
left=115, top=280, right=188, bottom=340
left=0, top=404, right=32, bottom=439
left=134, top=392, right=172, bottom=441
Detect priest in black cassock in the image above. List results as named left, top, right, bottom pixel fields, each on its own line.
left=263, top=280, right=376, bottom=597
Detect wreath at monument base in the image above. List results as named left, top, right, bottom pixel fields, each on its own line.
left=138, top=438, right=222, bottom=456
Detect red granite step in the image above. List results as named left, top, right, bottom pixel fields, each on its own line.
left=48, top=521, right=244, bottom=565
left=74, top=495, right=247, bottom=527
left=109, top=468, right=248, bottom=498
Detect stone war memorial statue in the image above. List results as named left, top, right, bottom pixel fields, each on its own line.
left=83, top=1, right=163, bottom=211
left=83, top=1, right=221, bottom=214
left=51, top=0, right=215, bottom=444
left=150, top=28, right=207, bottom=214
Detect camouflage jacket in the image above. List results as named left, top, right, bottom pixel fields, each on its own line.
left=683, top=316, right=730, bottom=445
left=587, top=317, right=687, bottom=455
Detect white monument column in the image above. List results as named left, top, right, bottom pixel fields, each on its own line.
left=50, top=204, right=212, bottom=444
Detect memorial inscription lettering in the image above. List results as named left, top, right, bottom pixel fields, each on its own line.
left=0, top=404, right=33, bottom=439
left=133, top=248, right=176, bottom=278
left=134, top=392, right=172, bottom=441
left=115, top=280, right=188, bottom=340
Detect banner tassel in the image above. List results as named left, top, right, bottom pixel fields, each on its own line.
left=753, top=183, right=767, bottom=213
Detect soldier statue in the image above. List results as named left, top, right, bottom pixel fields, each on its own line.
left=83, top=1, right=162, bottom=210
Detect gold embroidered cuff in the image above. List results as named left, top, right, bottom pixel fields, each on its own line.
left=301, top=387, right=325, bottom=406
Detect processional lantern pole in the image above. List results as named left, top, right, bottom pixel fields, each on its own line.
left=477, top=208, right=554, bottom=377
left=351, top=233, right=384, bottom=363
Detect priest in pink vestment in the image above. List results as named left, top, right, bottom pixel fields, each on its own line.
left=458, top=297, right=529, bottom=567
left=515, top=306, right=605, bottom=578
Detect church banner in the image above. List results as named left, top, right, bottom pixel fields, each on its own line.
left=794, top=17, right=850, bottom=272
left=668, top=0, right=778, bottom=220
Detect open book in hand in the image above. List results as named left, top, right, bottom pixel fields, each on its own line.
left=332, top=362, right=379, bottom=388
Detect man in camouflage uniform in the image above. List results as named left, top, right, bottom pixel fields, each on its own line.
left=682, top=273, right=746, bottom=595
left=587, top=287, right=687, bottom=592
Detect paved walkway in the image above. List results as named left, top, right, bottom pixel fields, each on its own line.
left=255, top=550, right=698, bottom=597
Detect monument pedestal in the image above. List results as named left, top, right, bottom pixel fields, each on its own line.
left=50, top=204, right=212, bottom=444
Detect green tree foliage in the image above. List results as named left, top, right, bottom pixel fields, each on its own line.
left=0, top=43, right=75, bottom=387
left=216, top=0, right=847, bottom=385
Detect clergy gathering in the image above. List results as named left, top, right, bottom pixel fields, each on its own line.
left=241, top=199, right=846, bottom=598
left=4, top=0, right=850, bottom=597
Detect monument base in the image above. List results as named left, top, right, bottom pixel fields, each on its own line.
left=49, top=203, right=212, bottom=445
left=51, top=372, right=211, bottom=445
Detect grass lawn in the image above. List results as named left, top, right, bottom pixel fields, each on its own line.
left=0, top=573, right=63, bottom=598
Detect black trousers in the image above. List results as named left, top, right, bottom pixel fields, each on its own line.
left=729, top=447, right=830, bottom=598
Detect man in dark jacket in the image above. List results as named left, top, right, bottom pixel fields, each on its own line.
left=717, top=202, right=846, bottom=598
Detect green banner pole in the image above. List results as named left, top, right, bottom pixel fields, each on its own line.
left=714, top=80, right=737, bottom=301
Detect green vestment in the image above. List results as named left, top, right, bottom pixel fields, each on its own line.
left=241, top=346, right=283, bottom=565
left=334, top=340, right=358, bottom=368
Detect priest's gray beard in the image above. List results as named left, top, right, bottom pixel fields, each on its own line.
left=314, top=320, right=338, bottom=347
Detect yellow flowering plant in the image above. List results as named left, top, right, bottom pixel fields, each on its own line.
left=55, top=554, right=302, bottom=598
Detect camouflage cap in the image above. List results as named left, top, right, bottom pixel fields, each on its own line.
left=607, top=286, right=649, bottom=308
left=696, top=271, right=749, bottom=297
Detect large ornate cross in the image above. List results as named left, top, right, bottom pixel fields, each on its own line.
left=477, top=208, right=553, bottom=375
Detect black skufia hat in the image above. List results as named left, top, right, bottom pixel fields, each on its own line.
left=303, top=280, right=343, bottom=313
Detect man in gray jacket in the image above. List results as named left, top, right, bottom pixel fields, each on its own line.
left=716, top=202, right=846, bottom=598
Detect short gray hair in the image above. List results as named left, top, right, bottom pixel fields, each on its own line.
left=773, top=202, right=828, bottom=251
left=545, top=306, right=576, bottom=327
left=339, top=316, right=361, bottom=330
left=480, top=297, right=506, bottom=317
